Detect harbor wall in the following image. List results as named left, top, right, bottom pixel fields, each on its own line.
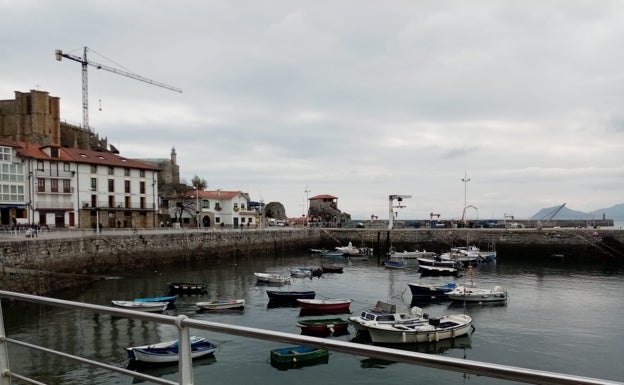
left=1, top=228, right=623, bottom=295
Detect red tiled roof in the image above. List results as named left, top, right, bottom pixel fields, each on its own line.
left=309, top=194, right=337, bottom=200
left=198, top=190, right=244, bottom=200
left=2, top=140, right=159, bottom=171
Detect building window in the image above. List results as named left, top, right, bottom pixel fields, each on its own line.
left=63, top=179, right=71, bottom=193
left=124, top=168, right=130, bottom=176
left=37, top=178, right=45, bottom=192
left=139, top=169, right=145, bottom=177
left=140, top=197, right=146, bottom=209
left=50, top=148, right=59, bottom=158
left=90, top=178, right=97, bottom=190
left=0, top=147, right=12, bottom=161
left=108, top=195, right=115, bottom=208
left=90, top=164, right=97, bottom=173
left=201, top=199, right=209, bottom=209
left=63, top=163, right=70, bottom=172
left=51, top=179, right=58, bottom=193
left=37, top=161, right=44, bottom=171
left=140, top=181, right=145, bottom=194
left=215, top=217, right=220, bottom=223
left=91, top=195, right=96, bottom=207
left=124, top=180, right=131, bottom=193
left=108, top=167, right=114, bottom=175
left=108, top=179, right=114, bottom=192
left=125, top=196, right=131, bottom=208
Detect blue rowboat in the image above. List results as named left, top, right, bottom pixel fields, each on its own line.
left=134, top=295, right=177, bottom=304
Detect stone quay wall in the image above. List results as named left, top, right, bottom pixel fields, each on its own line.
left=1, top=228, right=623, bottom=295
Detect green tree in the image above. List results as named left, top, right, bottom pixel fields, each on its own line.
left=191, top=175, right=208, bottom=190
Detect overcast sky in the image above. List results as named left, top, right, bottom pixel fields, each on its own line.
left=2, top=1, right=623, bottom=220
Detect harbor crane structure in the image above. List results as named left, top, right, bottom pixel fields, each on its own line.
left=55, top=46, right=182, bottom=130
left=536, top=202, right=566, bottom=230
left=388, top=194, right=411, bottom=230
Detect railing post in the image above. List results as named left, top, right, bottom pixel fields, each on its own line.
left=176, top=315, right=194, bottom=385
left=0, top=302, right=11, bottom=385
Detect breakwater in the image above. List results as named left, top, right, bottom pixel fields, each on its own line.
left=1, top=228, right=623, bottom=295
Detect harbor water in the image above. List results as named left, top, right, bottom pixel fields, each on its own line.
left=2, top=251, right=623, bottom=384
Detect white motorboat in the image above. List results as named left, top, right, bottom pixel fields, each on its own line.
left=254, top=272, right=291, bottom=285
left=447, top=285, right=508, bottom=303
left=196, top=299, right=245, bottom=310
left=366, top=313, right=473, bottom=344
left=349, top=301, right=427, bottom=332
left=111, top=300, right=168, bottom=312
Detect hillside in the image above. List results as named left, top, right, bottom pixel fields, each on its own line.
left=531, top=203, right=624, bottom=221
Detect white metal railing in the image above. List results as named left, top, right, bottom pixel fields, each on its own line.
left=0, top=290, right=622, bottom=385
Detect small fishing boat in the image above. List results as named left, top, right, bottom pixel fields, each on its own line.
left=167, top=282, right=208, bottom=295
left=290, top=267, right=323, bottom=278
left=270, top=345, right=329, bottom=370
left=196, top=299, right=245, bottom=311
left=266, top=290, right=316, bottom=301
left=296, top=318, right=349, bottom=337
left=126, top=336, right=206, bottom=359
left=418, top=264, right=460, bottom=276
left=111, top=300, right=168, bottom=312
left=366, top=313, right=473, bottom=344
left=447, top=285, right=508, bottom=303
left=134, top=295, right=177, bottom=305
left=297, top=298, right=352, bottom=315
left=383, top=260, right=405, bottom=269
left=131, top=340, right=218, bottom=363
left=254, top=272, right=291, bottom=285
left=348, top=301, right=426, bottom=332
left=407, top=282, right=457, bottom=302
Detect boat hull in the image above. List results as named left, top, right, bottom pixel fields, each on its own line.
left=131, top=341, right=217, bottom=363
left=296, top=318, right=349, bottom=337
left=367, top=314, right=473, bottom=344
left=111, top=301, right=168, bottom=312
left=418, top=265, right=459, bottom=276
left=126, top=336, right=205, bottom=360
left=254, top=273, right=291, bottom=285
left=196, top=299, right=245, bottom=310
left=297, top=299, right=352, bottom=315
left=407, top=282, right=457, bottom=302
left=270, top=345, right=330, bottom=369
left=447, top=286, right=508, bottom=303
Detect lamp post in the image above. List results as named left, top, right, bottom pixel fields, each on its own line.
left=461, top=171, right=471, bottom=223
left=195, top=186, right=200, bottom=230
left=304, top=185, right=311, bottom=227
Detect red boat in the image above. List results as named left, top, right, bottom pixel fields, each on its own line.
left=297, top=298, right=352, bottom=315
left=296, top=318, right=350, bottom=337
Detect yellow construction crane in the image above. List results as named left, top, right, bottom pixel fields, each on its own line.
left=55, top=46, right=182, bottom=130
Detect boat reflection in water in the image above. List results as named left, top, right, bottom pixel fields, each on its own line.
left=358, top=335, right=472, bottom=368
left=128, top=355, right=217, bottom=383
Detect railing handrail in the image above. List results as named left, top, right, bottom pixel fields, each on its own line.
left=0, top=290, right=621, bottom=385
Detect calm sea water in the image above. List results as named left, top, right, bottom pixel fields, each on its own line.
left=3, top=251, right=624, bottom=385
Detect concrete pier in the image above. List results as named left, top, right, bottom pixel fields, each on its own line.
left=1, top=227, right=623, bottom=295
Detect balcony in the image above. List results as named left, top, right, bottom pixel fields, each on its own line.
left=81, top=201, right=155, bottom=210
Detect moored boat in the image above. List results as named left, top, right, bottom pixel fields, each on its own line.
left=419, top=264, right=460, bottom=276
left=134, top=295, right=177, bottom=305
left=111, top=300, right=168, bottom=312
left=196, top=299, right=245, bottom=311
left=447, top=285, right=508, bottom=303
left=167, top=282, right=208, bottom=295
left=366, top=313, right=473, bottom=344
left=131, top=340, right=217, bottom=363
left=296, top=318, right=349, bottom=337
left=254, top=272, right=291, bottom=285
left=407, top=282, right=457, bottom=302
left=348, top=301, right=427, bottom=332
left=297, top=298, right=352, bottom=315
left=266, top=290, right=316, bottom=301
left=126, top=336, right=206, bottom=359
left=383, top=260, right=406, bottom=269
left=270, top=345, right=329, bottom=370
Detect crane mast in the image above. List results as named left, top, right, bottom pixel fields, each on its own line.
left=388, top=194, right=412, bottom=230
left=55, top=46, right=182, bottom=130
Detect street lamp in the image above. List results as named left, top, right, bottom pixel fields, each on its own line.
left=461, top=171, right=471, bottom=223
left=304, top=185, right=311, bottom=227
left=195, top=186, right=200, bottom=230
